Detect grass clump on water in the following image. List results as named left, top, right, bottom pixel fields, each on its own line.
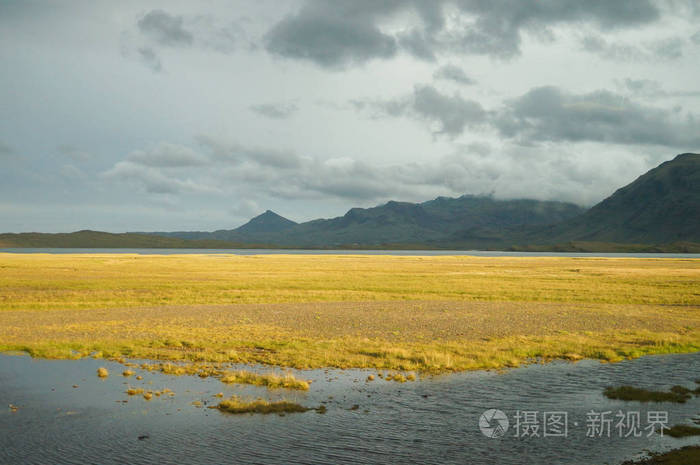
left=215, top=396, right=309, bottom=415
left=621, top=446, right=700, bottom=465
left=664, top=424, right=700, bottom=438
left=96, top=367, right=109, bottom=378
left=220, top=370, right=309, bottom=390
left=604, top=385, right=693, bottom=403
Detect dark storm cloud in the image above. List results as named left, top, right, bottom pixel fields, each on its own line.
left=397, top=30, right=436, bottom=61
left=355, top=85, right=487, bottom=137
left=264, top=0, right=661, bottom=67
left=433, top=64, right=475, bottom=85
left=412, top=86, right=487, bottom=136
left=137, top=10, right=193, bottom=47
left=356, top=84, right=700, bottom=147
left=249, top=102, right=299, bottom=119
left=265, top=1, right=398, bottom=68
left=494, top=86, right=700, bottom=147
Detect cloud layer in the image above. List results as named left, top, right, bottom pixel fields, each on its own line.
left=264, top=0, right=663, bottom=67
left=1, top=0, right=699, bottom=232
left=354, top=85, right=700, bottom=147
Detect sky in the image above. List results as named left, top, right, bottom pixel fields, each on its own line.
left=1, top=0, right=699, bottom=232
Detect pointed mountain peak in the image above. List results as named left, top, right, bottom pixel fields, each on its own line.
left=235, top=210, right=297, bottom=234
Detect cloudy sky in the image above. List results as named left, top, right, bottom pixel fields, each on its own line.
left=1, top=0, right=699, bottom=232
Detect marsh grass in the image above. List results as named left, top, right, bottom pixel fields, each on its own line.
left=220, top=371, right=309, bottom=390
left=215, top=396, right=309, bottom=414
left=1, top=254, right=698, bottom=373
left=604, top=385, right=694, bottom=403
left=96, top=367, right=108, bottom=378
left=1, top=254, right=697, bottom=311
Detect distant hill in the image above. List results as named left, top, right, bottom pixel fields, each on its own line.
left=3, top=153, right=698, bottom=251
left=0, top=230, right=255, bottom=249
left=158, top=196, right=586, bottom=246
left=533, top=153, right=700, bottom=244
left=234, top=210, right=297, bottom=234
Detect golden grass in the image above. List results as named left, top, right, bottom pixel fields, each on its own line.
left=215, top=396, right=309, bottom=414
left=96, top=367, right=108, bottom=378
left=220, top=370, right=309, bottom=390
left=0, top=254, right=697, bottom=310
left=0, top=254, right=698, bottom=373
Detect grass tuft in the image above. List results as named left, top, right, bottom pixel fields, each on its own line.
left=220, top=370, right=309, bottom=390
left=604, top=385, right=692, bottom=403
left=664, top=424, right=700, bottom=438
left=215, top=396, right=309, bottom=414
left=96, top=367, right=109, bottom=378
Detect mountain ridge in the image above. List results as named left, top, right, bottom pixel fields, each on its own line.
left=2, top=153, right=698, bottom=251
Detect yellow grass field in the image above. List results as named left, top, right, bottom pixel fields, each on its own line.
left=0, top=253, right=698, bottom=372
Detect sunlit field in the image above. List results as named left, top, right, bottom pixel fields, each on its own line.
left=0, top=253, right=698, bottom=372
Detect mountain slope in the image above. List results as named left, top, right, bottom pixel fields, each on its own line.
left=5, top=153, right=696, bottom=250
left=537, top=153, right=700, bottom=243
left=161, top=196, right=586, bottom=246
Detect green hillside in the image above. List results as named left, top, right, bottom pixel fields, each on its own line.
left=536, top=153, right=700, bottom=244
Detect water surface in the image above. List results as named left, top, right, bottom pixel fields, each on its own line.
left=1, top=248, right=698, bottom=258
left=2, top=353, right=699, bottom=464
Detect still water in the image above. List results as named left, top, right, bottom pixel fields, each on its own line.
left=1, top=248, right=699, bottom=258
left=1, top=353, right=699, bottom=465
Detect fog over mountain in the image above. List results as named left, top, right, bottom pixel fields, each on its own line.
left=1, top=1, right=699, bottom=232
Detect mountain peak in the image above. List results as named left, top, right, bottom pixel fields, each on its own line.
left=547, top=152, right=700, bottom=243
left=234, top=210, right=297, bottom=234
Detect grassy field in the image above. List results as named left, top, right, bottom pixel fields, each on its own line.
left=0, top=253, right=698, bottom=372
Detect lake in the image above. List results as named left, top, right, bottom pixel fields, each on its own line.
left=2, top=353, right=699, bottom=464
left=1, top=248, right=699, bottom=258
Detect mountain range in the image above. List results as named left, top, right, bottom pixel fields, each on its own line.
left=1, top=153, right=698, bottom=251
